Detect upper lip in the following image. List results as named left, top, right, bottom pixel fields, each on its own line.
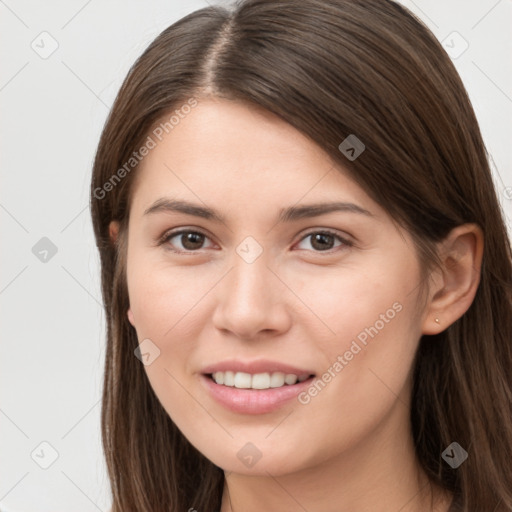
left=201, top=359, right=315, bottom=376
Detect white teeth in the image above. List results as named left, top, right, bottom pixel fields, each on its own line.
left=234, top=372, right=252, bottom=389
left=284, top=374, right=298, bottom=385
left=252, top=373, right=270, bottom=389
left=223, top=371, right=235, bottom=386
left=211, top=371, right=311, bottom=389
left=269, top=372, right=285, bottom=388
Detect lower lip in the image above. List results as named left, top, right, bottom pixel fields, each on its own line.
left=199, top=374, right=315, bottom=414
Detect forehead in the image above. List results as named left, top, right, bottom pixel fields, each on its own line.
left=129, top=98, right=376, bottom=216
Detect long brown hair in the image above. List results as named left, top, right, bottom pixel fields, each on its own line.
left=90, top=0, right=512, bottom=510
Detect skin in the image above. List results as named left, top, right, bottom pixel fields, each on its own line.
left=110, top=97, right=483, bottom=512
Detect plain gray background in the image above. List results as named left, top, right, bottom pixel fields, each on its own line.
left=1, top=0, right=511, bottom=510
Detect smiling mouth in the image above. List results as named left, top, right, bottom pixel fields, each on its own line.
left=206, top=371, right=315, bottom=390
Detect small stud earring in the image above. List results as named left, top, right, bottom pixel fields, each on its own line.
left=435, top=318, right=440, bottom=324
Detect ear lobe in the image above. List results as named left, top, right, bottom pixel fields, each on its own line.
left=422, top=224, right=484, bottom=335
left=127, top=308, right=135, bottom=326
left=109, top=221, right=120, bottom=245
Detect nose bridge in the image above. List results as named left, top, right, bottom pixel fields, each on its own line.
left=226, top=247, right=272, bottom=310
left=212, top=243, right=289, bottom=337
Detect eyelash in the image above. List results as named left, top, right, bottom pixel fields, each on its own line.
left=157, top=228, right=354, bottom=254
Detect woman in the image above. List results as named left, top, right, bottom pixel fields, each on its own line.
left=90, top=0, right=512, bottom=510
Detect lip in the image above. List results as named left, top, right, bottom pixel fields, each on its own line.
left=199, top=359, right=316, bottom=415
left=200, top=359, right=315, bottom=376
left=199, top=374, right=315, bottom=414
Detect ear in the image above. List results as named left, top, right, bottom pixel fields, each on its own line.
left=109, top=220, right=120, bottom=245
left=421, top=223, right=484, bottom=334
left=127, top=308, right=135, bottom=326
left=108, top=220, right=134, bottom=325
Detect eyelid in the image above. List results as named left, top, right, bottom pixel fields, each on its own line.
left=157, top=226, right=354, bottom=253
left=294, top=228, right=354, bottom=251
left=157, top=227, right=215, bottom=250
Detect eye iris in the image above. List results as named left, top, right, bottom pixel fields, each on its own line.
left=181, top=232, right=204, bottom=250
left=311, top=233, right=334, bottom=251
left=173, top=232, right=339, bottom=251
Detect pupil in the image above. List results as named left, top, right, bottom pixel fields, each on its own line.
left=312, top=233, right=334, bottom=250
left=182, top=232, right=204, bottom=250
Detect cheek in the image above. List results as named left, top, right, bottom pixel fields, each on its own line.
left=285, top=292, right=420, bottom=469
left=126, top=255, right=215, bottom=433
left=296, top=256, right=422, bottom=413
left=126, top=253, right=216, bottom=340
left=297, top=253, right=418, bottom=346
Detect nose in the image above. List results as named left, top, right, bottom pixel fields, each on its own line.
left=212, top=251, right=292, bottom=340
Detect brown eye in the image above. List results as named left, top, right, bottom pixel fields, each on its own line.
left=179, top=232, right=205, bottom=250
left=296, top=231, right=352, bottom=252
left=161, top=230, right=213, bottom=252
left=310, top=233, right=335, bottom=251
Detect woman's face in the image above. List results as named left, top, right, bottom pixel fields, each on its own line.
left=123, top=97, right=430, bottom=475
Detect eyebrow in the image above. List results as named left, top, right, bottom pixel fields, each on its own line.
left=143, top=198, right=373, bottom=223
